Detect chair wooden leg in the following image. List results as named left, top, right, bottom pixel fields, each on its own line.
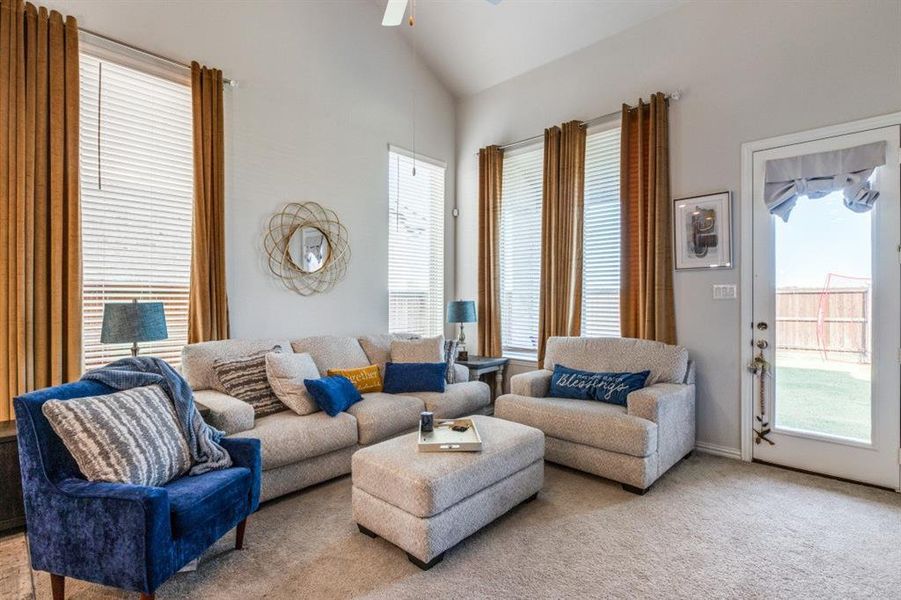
left=50, top=574, right=64, bottom=600
left=235, top=518, right=247, bottom=550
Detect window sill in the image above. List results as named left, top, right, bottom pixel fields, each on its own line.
left=502, top=350, right=538, bottom=365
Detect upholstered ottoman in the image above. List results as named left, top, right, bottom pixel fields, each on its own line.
left=352, top=415, right=544, bottom=569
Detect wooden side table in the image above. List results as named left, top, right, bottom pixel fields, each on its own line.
left=0, top=421, right=25, bottom=533
left=456, top=356, right=510, bottom=403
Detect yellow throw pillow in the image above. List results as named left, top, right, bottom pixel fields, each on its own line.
left=327, top=365, right=383, bottom=393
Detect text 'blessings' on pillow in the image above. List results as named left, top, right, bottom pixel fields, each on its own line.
left=551, top=366, right=650, bottom=406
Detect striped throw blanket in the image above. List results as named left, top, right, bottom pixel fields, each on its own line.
left=82, top=356, right=232, bottom=475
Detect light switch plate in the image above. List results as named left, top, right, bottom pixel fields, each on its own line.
left=712, top=284, right=737, bottom=300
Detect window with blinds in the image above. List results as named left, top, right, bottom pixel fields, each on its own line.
left=499, top=142, right=544, bottom=357
left=388, top=147, right=446, bottom=337
left=581, top=126, right=622, bottom=337
left=79, top=53, right=194, bottom=371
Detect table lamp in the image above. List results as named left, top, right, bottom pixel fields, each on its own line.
left=101, top=300, right=168, bottom=357
left=447, top=300, right=476, bottom=360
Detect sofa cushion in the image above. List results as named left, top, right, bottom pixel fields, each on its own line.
left=291, top=335, right=370, bottom=375
left=549, top=365, right=650, bottom=406
left=304, top=376, right=363, bottom=417
left=390, top=335, right=444, bottom=363
left=181, top=339, right=292, bottom=391
left=165, top=466, right=251, bottom=537
left=352, top=415, right=544, bottom=518
left=213, top=348, right=287, bottom=418
left=407, top=381, right=490, bottom=419
left=495, top=394, right=657, bottom=458
left=327, top=365, right=383, bottom=393
left=383, top=362, right=446, bottom=394
left=358, top=333, right=418, bottom=377
left=193, top=390, right=255, bottom=435
left=542, top=337, right=688, bottom=385
left=266, top=352, right=321, bottom=415
left=42, top=385, right=192, bottom=487
left=346, top=392, right=424, bottom=445
left=229, top=411, right=358, bottom=470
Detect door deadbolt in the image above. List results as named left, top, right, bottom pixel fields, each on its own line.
left=756, top=322, right=768, bottom=331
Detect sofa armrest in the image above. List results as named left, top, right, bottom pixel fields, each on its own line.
left=218, top=438, right=262, bottom=512
left=39, top=478, right=172, bottom=591
left=452, top=363, right=470, bottom=383
left=194, top=390, right=254, bottom=435
left=626, top=383, right=695, bottom=474
left=510, top=369, right=553, bottom=398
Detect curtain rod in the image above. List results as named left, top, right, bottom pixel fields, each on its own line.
left=79, top=27, right=237, bottom=87
left=480, top=90, right=682, bottom=155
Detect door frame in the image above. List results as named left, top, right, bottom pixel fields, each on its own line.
left=739, top=111, right=901, bottom=473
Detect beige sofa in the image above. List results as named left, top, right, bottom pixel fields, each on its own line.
left=495, top=337, right=695, bottom=494
left=181, top=335, right=491, bottom=502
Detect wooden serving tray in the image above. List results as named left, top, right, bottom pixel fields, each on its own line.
left=417, top=418, right=483, bottom=452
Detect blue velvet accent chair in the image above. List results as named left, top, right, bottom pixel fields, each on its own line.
left=14, top=380, right=262, bottom=600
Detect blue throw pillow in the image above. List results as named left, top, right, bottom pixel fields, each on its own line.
left=382, top=362, right=447, bottom=394
left=549, top=365, right=650, bottom=406
left=303, top=375, right=362, bottom=417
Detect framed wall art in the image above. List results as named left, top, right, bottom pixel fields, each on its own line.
left=673, top=191, right=732, bottom=270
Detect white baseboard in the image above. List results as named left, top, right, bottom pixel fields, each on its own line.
left=695, top=441, right=743, bottom=460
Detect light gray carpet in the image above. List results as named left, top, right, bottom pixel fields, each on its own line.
left=21, top=454, right=901, bottom=599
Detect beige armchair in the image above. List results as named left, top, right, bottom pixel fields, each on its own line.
left=495, top=337, right=695, bottom=494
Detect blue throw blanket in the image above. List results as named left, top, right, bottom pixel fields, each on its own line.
left=82, top=356, right=232, bottom=475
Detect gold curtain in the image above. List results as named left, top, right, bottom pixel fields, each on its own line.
left=0, top=0, right=81, bottom=421
left=537, top=121, right=586, bottom=363
left=477, top=145, right=503, bottom=357
left=188, top=61, right=229, bottom=343
left=620, top=93, right=676, bottom=343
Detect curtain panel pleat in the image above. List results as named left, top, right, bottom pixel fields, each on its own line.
left=537, top=121, right=586, bottom=363
left=477, top=145, right=503, bottom=357
left=0, top=0, right=81, bottom=420
left=619, top=93, right=676, bottom=344
left=188, top=61, right=229, bottom=343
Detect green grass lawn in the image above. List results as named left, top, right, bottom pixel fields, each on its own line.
left=774, top=366, right=871, bottom=442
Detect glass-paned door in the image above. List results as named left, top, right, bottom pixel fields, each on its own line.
left=751, top=126, right=900, bottom=488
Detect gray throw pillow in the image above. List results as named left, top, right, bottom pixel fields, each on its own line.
left=42, top=385, right=192, bottom=487
left=443, top=339, right=458, bottom=384
left=213, top=347, right=287, bottom=418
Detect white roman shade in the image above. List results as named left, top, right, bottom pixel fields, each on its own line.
left=764, top=141, right=887, bottom=221
left=388, top=147, right=446, bottom=337
left=499, top=142, right=544, bottom=356
left=581, top=126, right=621, bottom=337
left=79, top=53, right=194, bottom=370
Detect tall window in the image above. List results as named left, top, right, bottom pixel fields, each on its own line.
left=79, top=52, right=194, bottom=370
left=388, top=147, right=446, bottom=337
left=499, top=143, right=544, bottom=357
left=581, top=126, right=622, bottom=337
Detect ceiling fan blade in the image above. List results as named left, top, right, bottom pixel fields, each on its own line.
left=382, top=0, right=408, bottom=26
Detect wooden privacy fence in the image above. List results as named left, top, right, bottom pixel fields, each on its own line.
left=775, top=286, right=870, bottom=362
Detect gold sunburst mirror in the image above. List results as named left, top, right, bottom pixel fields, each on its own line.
left=264, top=202, right=350, bottom=295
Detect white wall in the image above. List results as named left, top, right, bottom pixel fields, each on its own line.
left=47, top=0, right=457, bottom=340
left=456, top=0, right=901, bottom=453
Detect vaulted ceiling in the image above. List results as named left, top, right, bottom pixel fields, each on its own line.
left=377, top=0, right=685, bottom=97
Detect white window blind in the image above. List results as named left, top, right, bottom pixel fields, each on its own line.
left=499, top=143, right=544, bottom=357
left=388, top=148, right=446, bottom=337
left=581, top=126, right=622, bottom=337
left=79, top=53, right=194, bottom=371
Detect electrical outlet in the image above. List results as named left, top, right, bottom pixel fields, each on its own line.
left=712, top=284, right=737, bottom=300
